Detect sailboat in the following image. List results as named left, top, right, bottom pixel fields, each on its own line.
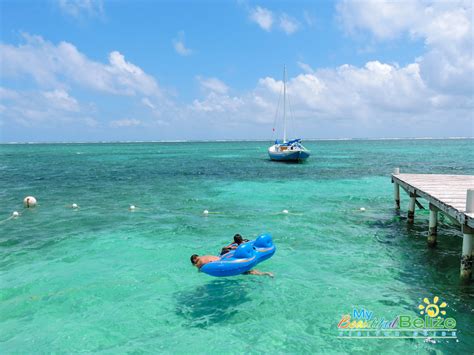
left=268, top=66, right=310, bottom=162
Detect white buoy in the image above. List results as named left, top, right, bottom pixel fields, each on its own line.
left=23, top=196, right=37, bottom=208
left=72, top=203, right=78, bottom=209
left=203, top=210, right=209, bottom=215
left=129, top=205, right=136, bottom=211
left=282, top=209, right=289, bottom=214
left=360, top=207, right=366, bottom=211
left=12, top=211, right=19, bottom=217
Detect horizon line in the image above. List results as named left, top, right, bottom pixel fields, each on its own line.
left=1, top=136, right=473, bottom=145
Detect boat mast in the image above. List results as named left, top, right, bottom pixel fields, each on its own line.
left=283, top=65, right=287, bottom=143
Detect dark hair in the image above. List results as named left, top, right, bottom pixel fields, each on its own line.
left=234, top=234, right=243, bottom=244
left=190, top=254, right=198, bottom=264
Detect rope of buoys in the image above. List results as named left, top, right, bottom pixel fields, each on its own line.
left=14, top=196, right=307, bottom=219
left=127, top=204, right=154, bottom=212
left=202, top=210, right=223, bottom=215
left=278, top=209, right=303, bottom=216
left=128, top=205, right=151, bottom=212
left=0, top=211, right=20, bottom=224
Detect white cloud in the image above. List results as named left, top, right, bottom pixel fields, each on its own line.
left=57, top=0, right=104, bottom=19
left=43, top=89, right=79, bottom=112
left=297, top=61, right=315, bottom=74
left=173, top=31, right=192, bottom=56
left=0, top=34, right=173, bottom=135
left=2, top=0, right=473, bottom=142
left=0, top=33, right=161, bottom=97
left=109, top=118, right=142, bottom=128
left=83, top=117, right=99, bottom=127
left=0, top=87, right=20, bottom=100
left=0, top=87, right=96, bottom=127
left=279, top=14, right=299, bottom=34
left=337, top=0, right=473, bottom=95
left=141, top=97, right=156, bottom=110
left=249, top=7, right=299, bottom=35
left=192, top=92, right=243, bottom=113
left=337, top=0, right=419, bottom=39
left=186, top=51, right=472, bottom=138
left=249, top=6, right=274, bottom=31
left=303, top=10, right=315, bottom=27
left=197, top=76, right=229, bottom=94
left=174, top=42, right=192, bottom=56
left=337, top=0, right=472, bottom=44
left=141, top=96, right=164, bottom=118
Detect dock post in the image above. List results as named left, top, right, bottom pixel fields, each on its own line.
left=460, top=189, right=474, bottom=280
left=393, top=168, right=400, bottom=209
left=428, top=204, right=438, bottom=247
left=408, top=193, right=416, bottom=224
left=461, top=226, right=473, bottom=280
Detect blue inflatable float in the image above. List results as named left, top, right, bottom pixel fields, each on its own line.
left=200, top=233, right=276, bottom=277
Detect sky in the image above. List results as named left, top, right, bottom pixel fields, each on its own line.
left=0, top=0, right=473, bottom=142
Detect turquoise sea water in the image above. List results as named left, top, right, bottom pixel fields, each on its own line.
left=1, top=139, right=473, bottom=353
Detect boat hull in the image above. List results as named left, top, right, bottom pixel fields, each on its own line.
left=268, top=146, right=310, bottom=162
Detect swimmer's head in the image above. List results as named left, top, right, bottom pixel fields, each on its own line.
left=234, top=234, right=243, bottom=244
left=190, top=254, right=199, bottom=265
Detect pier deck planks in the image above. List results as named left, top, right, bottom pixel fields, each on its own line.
left=391, top=174, right=474, bottom=228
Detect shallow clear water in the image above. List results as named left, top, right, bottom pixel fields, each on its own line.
left=1, top=139, right=473, bottom=353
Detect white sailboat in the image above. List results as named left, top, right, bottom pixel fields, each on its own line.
left=268, top=66, right=310, bottom=162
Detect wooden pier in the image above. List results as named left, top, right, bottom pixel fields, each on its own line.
left=391, top=169, right=474, bottom=281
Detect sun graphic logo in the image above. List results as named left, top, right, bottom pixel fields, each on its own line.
left=418, top=296, right=447, bottom=318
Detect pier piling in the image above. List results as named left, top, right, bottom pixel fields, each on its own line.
left=393, top=168, right=400, bottom=209
left=408, top=193, right=416, bottom=224
left=461, top=189, right=474, bottom=280
left=428, top=204, right=438, bottom=247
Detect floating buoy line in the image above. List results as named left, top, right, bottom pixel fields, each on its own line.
left=2, top=195, right=305, bottom=223
left=0, top=211, right=20, bottom=224
left=202, top=210, right=224, bottom=215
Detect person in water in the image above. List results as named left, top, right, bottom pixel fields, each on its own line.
left=190, top=254, right=219, bottom=269
left=220, top=234, right=250, bottom=255
left=190, top=254, right=273, bottom=277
